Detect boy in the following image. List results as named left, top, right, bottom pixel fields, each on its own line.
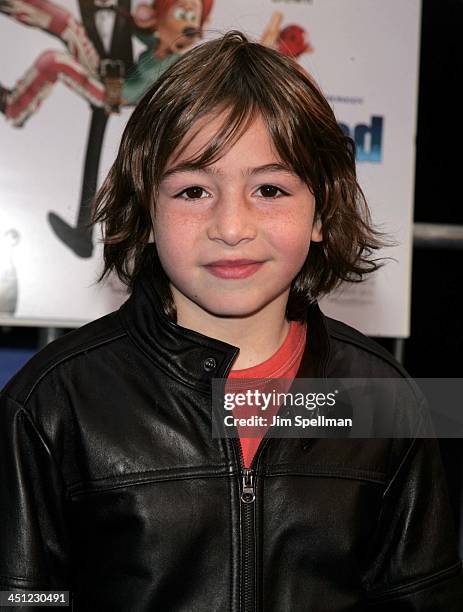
left=1, top=31, right=462, bottom=610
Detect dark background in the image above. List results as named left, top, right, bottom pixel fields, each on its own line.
left=411, top=0, right=463, bottom=556
left=1, top=0, right=462, bottom=551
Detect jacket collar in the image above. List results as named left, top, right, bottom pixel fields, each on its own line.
left=118, top=245, right=331, bottom=394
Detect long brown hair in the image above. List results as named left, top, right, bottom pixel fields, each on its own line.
left=92, top=30, right=389, bottom=322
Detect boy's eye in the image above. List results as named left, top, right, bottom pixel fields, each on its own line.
left=256, top=184, right=288, bottom=198
left=176, top=186, right=209, bottom=200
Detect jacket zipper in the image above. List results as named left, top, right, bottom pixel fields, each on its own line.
left=233, top=437, right=256, bottom=612
left=232, top=434, right=272, bottom=612
left=241, top=467, right=255, bottom=504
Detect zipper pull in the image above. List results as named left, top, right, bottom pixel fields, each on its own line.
left=241, top=468, right=255, bottom=504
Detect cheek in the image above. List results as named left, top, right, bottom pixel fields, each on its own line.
left=280, top=233, right=311, bottom=273
left=269, top=211, right=314, bottom=270
left=153, top=209, right=197, bottom=271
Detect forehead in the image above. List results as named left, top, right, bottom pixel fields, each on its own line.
left=166, top=109, right=284, bottom=169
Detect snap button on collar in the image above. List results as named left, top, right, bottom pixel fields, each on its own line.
left=202, top=357, right=217, bottom=372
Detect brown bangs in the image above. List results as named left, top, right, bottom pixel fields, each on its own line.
left=92, top=30, right=389, bottom=322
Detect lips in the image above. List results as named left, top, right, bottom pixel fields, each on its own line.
left=204, top=259, right=265, bottom=280
left=207, top=259, right=262, bottom=266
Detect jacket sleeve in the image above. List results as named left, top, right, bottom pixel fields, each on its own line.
left=0, top=392, right=70, bottom=598
left=363, top=414, right=463, bottom=610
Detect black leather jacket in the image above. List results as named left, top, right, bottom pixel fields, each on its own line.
left=1, top=252, right=462, bottom=611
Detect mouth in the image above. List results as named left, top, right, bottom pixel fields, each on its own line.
left=204, top=259, right=265, bottom=280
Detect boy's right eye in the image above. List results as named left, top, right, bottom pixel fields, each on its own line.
left=175, top=186, right=210, bottom=200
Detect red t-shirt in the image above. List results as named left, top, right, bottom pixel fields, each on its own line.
left=226, top=320, right=307, bottom=468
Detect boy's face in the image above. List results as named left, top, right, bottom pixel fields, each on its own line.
left=153, top=111, right=322, bottom=325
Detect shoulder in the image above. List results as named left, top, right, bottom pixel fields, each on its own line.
left=2, top=310, right=127, bottom=407
left=320, top=312, right=431, bottom=438
left=322, top=312, right=409, bottom=378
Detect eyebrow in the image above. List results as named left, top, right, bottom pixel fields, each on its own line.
left=161, top=162, right=297, bottom=181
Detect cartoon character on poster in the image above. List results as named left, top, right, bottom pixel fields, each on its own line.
left=0, top=0, right=314, bottom=277
left=261, top=12, right=313, bottom=58
left=0, top=0, right=216, bottom=124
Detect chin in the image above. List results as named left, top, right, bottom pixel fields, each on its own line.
left=199, top=297, right=270, bottom=319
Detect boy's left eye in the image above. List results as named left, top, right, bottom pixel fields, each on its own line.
left=255, top=185, right=288, bottom=198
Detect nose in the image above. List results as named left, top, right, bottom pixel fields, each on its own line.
left=207, top=192, right=258, bottom=246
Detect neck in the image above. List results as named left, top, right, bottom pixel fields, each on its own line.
left=172, top=289, right=291, bottom=371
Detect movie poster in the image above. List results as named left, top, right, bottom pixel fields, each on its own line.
left=0, top=0, right=421, bottom=335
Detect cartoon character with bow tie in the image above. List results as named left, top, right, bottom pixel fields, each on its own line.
left=0, top=0, right=213, bottom=125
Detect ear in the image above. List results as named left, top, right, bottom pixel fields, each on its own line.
left=311, top=217, right=323, bottom=242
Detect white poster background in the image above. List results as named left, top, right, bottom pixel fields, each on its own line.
left=0, top=0, right=421, bottom=335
